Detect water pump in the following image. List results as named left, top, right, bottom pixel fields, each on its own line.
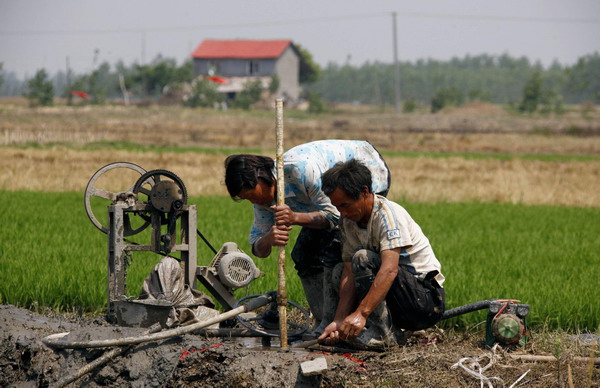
left=485, top=300, right=529, bottom=347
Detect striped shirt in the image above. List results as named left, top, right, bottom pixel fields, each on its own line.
left=340, top=195, right=445, bottom=286
left=249, top=140, right=389, bottom=246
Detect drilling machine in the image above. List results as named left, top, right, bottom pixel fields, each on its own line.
left=84, top=162, right=309, bottom=338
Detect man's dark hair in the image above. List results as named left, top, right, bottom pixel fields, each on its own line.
left=322, top=159, right=373, bottom=200
left=224, top=154, right=275, bottom=199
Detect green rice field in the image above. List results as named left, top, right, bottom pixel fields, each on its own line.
left=0, top=190, right=598, bottom=331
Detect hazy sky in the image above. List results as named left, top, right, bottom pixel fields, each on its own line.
left=1, top=0, right=599, bottom=78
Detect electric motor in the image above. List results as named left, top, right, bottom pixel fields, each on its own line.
left=217, top=251, right=260, bottom=288
left=485, top=301, right=529, bottom=347
left=491, top=313, right=525, bottom=345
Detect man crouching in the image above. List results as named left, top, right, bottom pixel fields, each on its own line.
left=318, top=159, right=446, bottom=349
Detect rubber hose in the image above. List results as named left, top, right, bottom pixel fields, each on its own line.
left=440, top=299, right=495, bottom=320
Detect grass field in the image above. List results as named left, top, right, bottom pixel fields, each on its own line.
left=0, top=190, right=598, bottom=331
left=1, top=101, right=598, bottom=334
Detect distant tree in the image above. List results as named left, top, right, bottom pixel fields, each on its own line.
left=232, top=79, right=263, bottom=110
left=269, top=74, right=280, bottom=94
left=402, top=97, right=418, bottom=113
left=126, top=56, right=175, bottom=97
left=306, top=91, right=326, bottom=113
left=88, top=62, right=110, bottom=104
left=467, top=88, right=492, bottom=102
left=125, top=56, right=194, bottom=98
left=431, top=87, right=464, bottom=113
left=294, top=43, right=321, bottom=84
left=173, top=59, right=194, bottom=83
left=0, top=69, right=25, bottom=96
left=564, top=53, right=600, bottom=103
left=185, top=78, right=224, bottom=108
left=540, top=88, right=564, bottom=115
left=519, top=70, right=543, bottom=113
left=0, top=63, right=4, bottom=90
left=24, top=69, right=54, bottom=107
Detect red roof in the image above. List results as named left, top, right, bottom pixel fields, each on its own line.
left=191, top=40, right=293, bottom=59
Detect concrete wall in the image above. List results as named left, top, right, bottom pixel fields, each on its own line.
left=274, top=47, right=301, bottom=101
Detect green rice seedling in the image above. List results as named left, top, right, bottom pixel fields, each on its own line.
left=0, top=191, right=598, bottom=331
left=404, top=201, right=600, bottom=331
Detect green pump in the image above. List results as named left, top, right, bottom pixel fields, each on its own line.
left=485, top=300, right=529, bottom=347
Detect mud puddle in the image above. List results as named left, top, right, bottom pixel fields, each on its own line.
left=1, top=304, right=597, bottom=387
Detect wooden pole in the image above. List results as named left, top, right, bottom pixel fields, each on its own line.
left=509, top=354, right=600, bottom=364
left=275, top=98, right=288, bottom=350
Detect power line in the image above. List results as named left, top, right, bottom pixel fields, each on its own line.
left=0, top=10, right=598, bottom=36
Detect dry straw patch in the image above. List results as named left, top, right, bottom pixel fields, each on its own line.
left=2, top=147, right=599, bottom=207
left=385, top=157, right=600, bottom=207
left=2, top=102, right=600, bottom=155
left=0, top=148, right=229, bottom=196
left=1, top=102, right=599, bottom=207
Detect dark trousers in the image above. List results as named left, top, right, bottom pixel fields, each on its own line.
left=291, top=227, right=342, bottom=278
left=352, top=249, right=445, bottom=331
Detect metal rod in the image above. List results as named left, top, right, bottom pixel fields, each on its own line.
left=196, top=228, right=218, bottom=254
left=195, top=328, right=273, bottom=337
left=275, top=98, right=289, bottom=350
left=290, top=339, right=323, bottom=348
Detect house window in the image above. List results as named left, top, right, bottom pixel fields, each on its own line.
left=208, top=61, right=219, bottom=76
left=247, top=60, right=260, bottom=75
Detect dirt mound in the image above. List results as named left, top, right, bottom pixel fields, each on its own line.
left=0, top=304, right=597, bottom=387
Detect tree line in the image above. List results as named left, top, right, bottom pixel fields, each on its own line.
left=1, top=52, right=598, bottom=112
left=305, top=53, right=600, bottom=111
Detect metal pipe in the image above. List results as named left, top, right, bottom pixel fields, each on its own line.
left=195, top=328, right=273, bottom=337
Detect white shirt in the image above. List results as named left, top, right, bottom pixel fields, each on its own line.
left=249, top=140, right=389, bottom=245
left=340, top=195, right=445, bottom=286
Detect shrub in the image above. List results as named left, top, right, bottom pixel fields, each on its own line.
left=232, top=79, right=263, bottom=110
left=24, top=69, right=54, bottom=107
left=402, top=98, right=418, bottom=113
left=185, top=78, right=224, bottom=108
left=519, top=71, right=543, bottom=113
left=269, top=74, right=280, bottom=94
left=306, top=92, right=326, bottom=113
left=540, top=88, right=564, bottom=115
left=431, top=87, right=464, bottom=113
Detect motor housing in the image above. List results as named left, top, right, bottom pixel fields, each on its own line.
left=216, top=248, right=261, bottom=288
left=486, top=301, right=529, bottom=347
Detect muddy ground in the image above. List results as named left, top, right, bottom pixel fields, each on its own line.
left=1, top=305, right=598, bottom=387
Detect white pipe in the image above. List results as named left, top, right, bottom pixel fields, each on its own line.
left=42, top=294, right=272, bottom=349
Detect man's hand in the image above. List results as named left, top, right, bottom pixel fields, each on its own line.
left=271, top=204, right=330, bottom=229
left=271, top=204, right=296, bottom=226
left=318, top=320, right=342, bottom=344
left=252, top=225, right=291, bottom=257
left=339, top=311, right=367, bottom=340
left=268, top=225, right=291, bottom=246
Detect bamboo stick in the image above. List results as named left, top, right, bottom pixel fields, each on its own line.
left=509, top=354, right=600, bottom=364
left=275, top=98, right=288, bottom=350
